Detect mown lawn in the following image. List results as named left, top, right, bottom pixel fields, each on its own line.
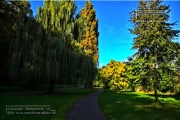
left=1, top=87, right=96, bottom=120
left=98, top=90, right=180, bottom=120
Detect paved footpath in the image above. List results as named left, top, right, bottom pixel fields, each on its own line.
left=65, top=90, right=107, bottom=120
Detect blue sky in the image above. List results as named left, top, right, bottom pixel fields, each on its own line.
left=29, top=0, right=180, bottom=67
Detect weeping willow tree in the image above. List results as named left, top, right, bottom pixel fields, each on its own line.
left=81, top=56, right=96, bottom=88
left=35, top=0, right=77, bottom=93
left=35, top=0, right=98, bottom=92
left=74, top=9, right=87, bottom=43
left=9, top=0, right=98, bottom=93
left=9, top=6, right=38, bottom=88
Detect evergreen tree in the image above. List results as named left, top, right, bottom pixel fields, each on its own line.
left=174, top=44, right=180, bottom=93
left=125, top=57, right=142, bottom=91
left=129, top=0, right=180, bottom=104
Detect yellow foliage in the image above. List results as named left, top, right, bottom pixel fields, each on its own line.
left=100, top=60, right=128, bottom=90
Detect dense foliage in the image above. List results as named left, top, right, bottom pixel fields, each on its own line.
left=1, top=0, right=179, bottom=98
left=94, top=1, right=180, bottom=99
left=96, top=60, right=127, bottom=91
left=1, top=0, right=99, bottom=93
left=0, top=0, right=32, bottom=85
left=80, top=1, right=99, bottom=65
left=129, top=0, right=180, bottom=104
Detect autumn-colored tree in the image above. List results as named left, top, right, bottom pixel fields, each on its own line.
left=80, top=0, right=99, bottom=65
left=99, top=60, right=128, bottom=90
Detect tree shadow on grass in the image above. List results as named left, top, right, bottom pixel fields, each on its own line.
left=1, top=86, right=96, bottom=97
left=99, top=90, right=180, bottom=120
left=147, top=94, right=180, bottom=101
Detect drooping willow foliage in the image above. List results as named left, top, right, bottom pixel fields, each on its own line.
left=9, top=0, right=99, bottom=92
left=9, top=7, right=38, bottom=88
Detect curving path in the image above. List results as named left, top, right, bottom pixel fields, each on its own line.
left=65, top=90, right=106, bottom=120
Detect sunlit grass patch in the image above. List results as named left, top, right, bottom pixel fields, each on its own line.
left=98, top=90, right=180, bottom=120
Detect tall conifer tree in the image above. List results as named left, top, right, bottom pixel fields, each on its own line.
left=129, top=0, right=180, bottom=104
left=80, top=0, right=99, bottom=65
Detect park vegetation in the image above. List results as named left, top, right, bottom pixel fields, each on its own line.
left=95, top=0, right=180, bottom=105
left=0, top=0, right=99, bottom=93
left=0, top=0, right=180, bottom=114
left=1, top=0, right=180, bottom=120
left=99, top=90, right=180, bottom=120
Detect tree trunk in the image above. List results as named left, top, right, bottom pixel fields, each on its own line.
left=84, top=81, right=93, bottom=89
left=132, top=85, right=135, bottom=92
left=154, top=89, right=159, bottom=105
left=49, top=79, right=55, bottom=94
left=84, top=83, right=87, bottom=89
left=152, top=62, right=159, bottom=105
left=84, top=82, right=88, bottom=89
left=89, top=81, right=93, bottom=89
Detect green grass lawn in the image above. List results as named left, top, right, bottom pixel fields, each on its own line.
left=98, top=90, right=180, bottom=120
left=1, top=87, right=96, bottom=120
